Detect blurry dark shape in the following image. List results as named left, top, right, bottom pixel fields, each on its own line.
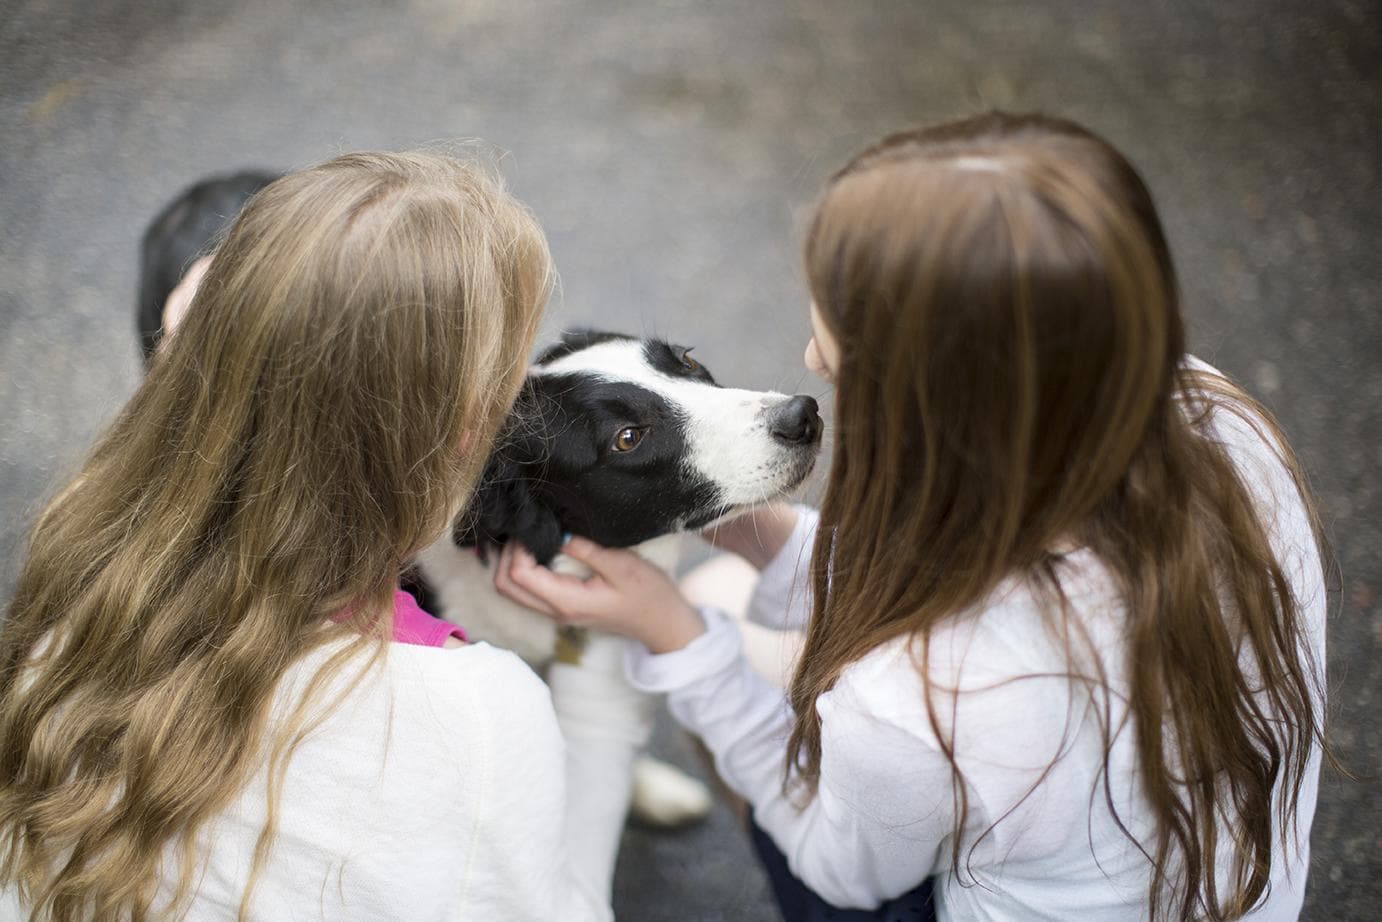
left=137, top=170, right=279, bottom=363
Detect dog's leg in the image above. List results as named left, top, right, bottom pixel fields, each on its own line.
left=547, top=632, right=658, bottom=899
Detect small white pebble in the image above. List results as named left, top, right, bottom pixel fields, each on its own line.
left=1253, top=361, right=1282, bottom=394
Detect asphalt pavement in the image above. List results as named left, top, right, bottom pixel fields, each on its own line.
left=1, top=1, right=1378, bottom=919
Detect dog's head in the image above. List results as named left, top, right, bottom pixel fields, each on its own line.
left=457, top=330, right=822, bottom=563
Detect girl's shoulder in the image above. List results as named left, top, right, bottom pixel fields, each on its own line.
left=1180, top=355, right=1325, bottom=602
left=286, top=638, right=557, bottom=752
left=385, top=640, right=551, bottom=711
left=1179, top=354, right=1300, bottom=492
left=330, top=642, right=566, bottom=781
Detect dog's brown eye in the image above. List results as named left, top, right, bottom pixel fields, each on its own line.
left=613, top=427, right=644, bottom=452
left=680, top=349, right=700, bottom=372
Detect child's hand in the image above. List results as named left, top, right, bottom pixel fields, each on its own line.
left=493, top=537, right=707, bottom=654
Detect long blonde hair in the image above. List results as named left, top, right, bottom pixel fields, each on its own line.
left=0, top=151, right=552, bottom=921
left=788, top=113, right=1329, bottom=920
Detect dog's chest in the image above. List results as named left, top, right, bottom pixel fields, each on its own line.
left=412, top=534, right=683, bottom=667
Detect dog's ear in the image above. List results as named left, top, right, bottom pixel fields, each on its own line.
left=457, top=461, right=565, bottom=565
left=453, top=384, right=566, bottom=565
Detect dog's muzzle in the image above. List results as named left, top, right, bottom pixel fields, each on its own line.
left=767, top=395, right=822, bottom=446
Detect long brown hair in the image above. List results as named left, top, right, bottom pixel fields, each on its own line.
left=788, top=112, right=1328, bottom=920
left=0, top=151, right=552, bottom=921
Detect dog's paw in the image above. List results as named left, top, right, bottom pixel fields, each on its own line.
left=628, top=755, right=714, bottom=829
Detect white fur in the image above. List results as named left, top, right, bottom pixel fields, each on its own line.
left=536, top=339, right=811, bottom=510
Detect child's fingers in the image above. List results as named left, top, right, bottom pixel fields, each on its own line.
left=505, top=544, right=605, bottom=621
left=492, top=543, right=560, bottom=617
left=560, top=536, right=640, bottom=582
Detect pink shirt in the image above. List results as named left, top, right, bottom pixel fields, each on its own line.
left=391, top=588, right=467, bottom=646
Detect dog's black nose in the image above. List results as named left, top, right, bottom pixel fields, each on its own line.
left=768, top=395, right=822, bottom=445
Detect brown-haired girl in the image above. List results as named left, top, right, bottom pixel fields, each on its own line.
left=0, top=152, right=614, bottom=921
left=496, top=112, right=1329, bottom=921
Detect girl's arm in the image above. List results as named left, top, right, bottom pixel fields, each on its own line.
left=626, top=610, right=953, bottom=907
left=493, top=546, right=954, bottom=908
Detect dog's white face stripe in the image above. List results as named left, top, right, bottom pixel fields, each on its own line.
left=536, top=339, right=810, bottom=509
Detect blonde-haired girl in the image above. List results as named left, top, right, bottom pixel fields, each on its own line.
left=1, top=152, right=612, bottom=921
left=496, top=113, right=1329, bottom=922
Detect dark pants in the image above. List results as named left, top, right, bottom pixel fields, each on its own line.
left=748, top=820, right=938, bottom=922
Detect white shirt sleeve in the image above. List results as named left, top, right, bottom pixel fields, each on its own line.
left=745, top=505, right=820, bottom=631
left=625, top=609, right=953, bottom=909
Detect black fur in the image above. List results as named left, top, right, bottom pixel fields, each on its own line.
left=454, top=380, right=568, bottom=564
left=455, top=370, right=723, bottom=565
left=534, top=329, right=633, bottom=366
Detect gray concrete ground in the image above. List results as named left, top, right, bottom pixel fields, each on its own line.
left=2, top=0, right=1378, bottom=919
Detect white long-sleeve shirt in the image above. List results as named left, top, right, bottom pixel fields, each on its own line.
left=628, top=365, right=1325, bottom=921
left=2, top=641, right=612, bottom=922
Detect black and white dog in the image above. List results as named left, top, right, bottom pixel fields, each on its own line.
left=139, top=172, right=823, bottom=899
left=412, top=330, right=821, bottom=894
left=423, top=327, right=821, bottom=658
